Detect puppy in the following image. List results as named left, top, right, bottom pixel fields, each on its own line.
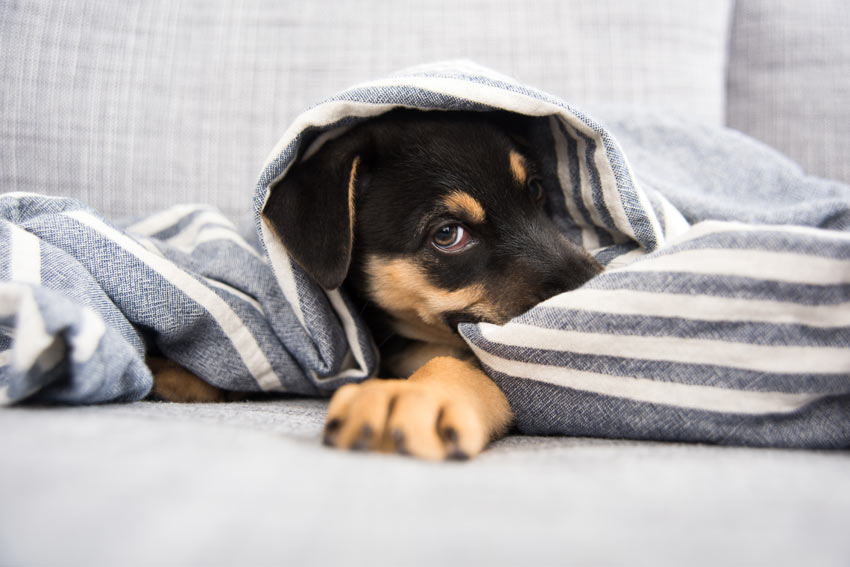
left=261, top=109, right=603, bottom=459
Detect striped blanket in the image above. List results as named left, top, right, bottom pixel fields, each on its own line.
left=2, top=62, right=849, bottom=448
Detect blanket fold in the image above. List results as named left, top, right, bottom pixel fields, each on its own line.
left=2, top=61, right=848, bottom=447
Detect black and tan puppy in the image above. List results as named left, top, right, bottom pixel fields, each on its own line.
left=261, top=109, right=602, bottom=459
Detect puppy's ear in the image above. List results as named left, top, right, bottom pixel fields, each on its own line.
left=262, top=129, right=370, bottom=290
left=489, top=111, right=534, bottom=151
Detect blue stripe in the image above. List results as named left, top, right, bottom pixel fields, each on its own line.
left=516, top=307, right=850, bottom=347
left=654, top=229, right=850, bottom=260
left=143, top=208, right=222, bottom=241
left=0, top=222, right=13, bottom=282
left=333, top=85, right=495, bottom=113
left=587, top=270, right=850, bottom=305
left=575, top=128, right=618, bottom=232
left=593, top=243, right=640, bottom=266
left=603, top=129, right=660, bottom=251
left=555, top=119, right=592, bottom=227
left=490, top=370, right=850, bottom=448
left=461, top=324, right=850, bottom=395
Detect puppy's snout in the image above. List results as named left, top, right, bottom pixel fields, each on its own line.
left=536, top=242, right=603, bottom=301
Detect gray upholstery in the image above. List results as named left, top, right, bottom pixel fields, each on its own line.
left=728, top=0, right=850, bottom=184
left=1, top=0, right=731, bottom=227
left=2, top=1, right=849, bottom=565
left=2, top=401, right=849, bottom=566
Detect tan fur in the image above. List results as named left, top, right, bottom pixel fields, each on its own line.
left=148, top=358, right=241, bottom=403
left=365, top=255, right=501, bottom=339
left=347, top=156, right=360, bottom=239
left=443, top=190, right=486, bottom=224
left=509, top=150, right=527, bottom=184
left=387, top=312, right=467, bottom=347
left=325, top=357, right=512, bottom=460
left=384, top=341, right=471, bottom=377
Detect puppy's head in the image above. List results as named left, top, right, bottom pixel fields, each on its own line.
left=263, top=109, right=602, bottom=344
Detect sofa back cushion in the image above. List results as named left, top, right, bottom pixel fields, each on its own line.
left=728, top=0, right=850, bottom=184
left=1, top=0, right=731, bottom=223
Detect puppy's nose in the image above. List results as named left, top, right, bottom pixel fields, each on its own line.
left=538, top=242, right=603, bottom=299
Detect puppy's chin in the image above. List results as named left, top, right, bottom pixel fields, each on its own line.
left=386, top=311, right=468, bottom=348
left=442, top=311, right=483, bottom=331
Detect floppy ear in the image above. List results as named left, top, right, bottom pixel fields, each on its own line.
left=262, top=130, right=369, bottom=290
left=490, top=110, right=535, bottom=150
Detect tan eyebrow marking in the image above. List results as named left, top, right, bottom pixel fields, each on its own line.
left=509, top=150, right=528, bottom=185
left=442, top=190, right=486, bottom=224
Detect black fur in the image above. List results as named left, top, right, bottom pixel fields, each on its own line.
left=264, top=109, right=602, bottom=336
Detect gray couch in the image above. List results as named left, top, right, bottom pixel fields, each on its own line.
left=2, top=1, right=849, bottom=565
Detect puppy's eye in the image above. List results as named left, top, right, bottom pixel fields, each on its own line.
left=529, top=178, right=545, bottom=204
left=431, top=223, right=470, bottom=253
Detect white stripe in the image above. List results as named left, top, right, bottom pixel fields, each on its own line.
left=71, top=308, right=106, bottom=363
left=261, top=73, right=652, bottom=250
left=562, top=120, right=607, bottom=232
left=601, top=247, right=646, bottom=269
left=260, top=221, right=370, bottom=379
left=165, top=210, right=237, bottom=240
left=169, top=225, right=263, bottom=260
left=63, top=211, right=283, bottom=392
left=124, top=204, right=209, bottom=236
left=9, top=224, right=41, bottom=284
left=204, top=278, right=264, bottom=314
left=325, top=289, right=371, bottom=381
left=468, top=341, right=824, bottom=416
left=549, top=116, right=590, bottom=229
left=0, top=349, right=13, bottom=367
left=134, top=236, right=168, bottom=258
left=399, top=73, right=662, bottom=247
left=262, top=102, right=401, bottom=172
left=673, top=220, right=850, bottom=245
left=129, top=209, right=262, bottom=260
left=545, top=288, right=850, bottom=328
left=0, top=191, right=45, bottom=200
left=623, top=248, right=850, bottom=285
left=658, top=193, right=691, bottom=240
left=262, top=73, right=625, bottom=173
left=0, top=284, right=64, bottom=373
left=260, top=218, right=307, bottom=328
left=604, top=137, right=665, bottom=248
left=478, top=323, right=850, bottom=375
left=259, top=213, right=370, bottom=379
left=591, top=132, right=648, bottom=245
left=580, top=227, right=601, bottom=251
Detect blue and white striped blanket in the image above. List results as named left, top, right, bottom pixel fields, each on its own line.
left=2, top=62, right=849, bottom=448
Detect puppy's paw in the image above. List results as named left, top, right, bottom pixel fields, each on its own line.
left=324, top=379, right=491, bottom=460
left=148, top=358, right=242, bottom=403
left=322, top=357, right=511, bottom=460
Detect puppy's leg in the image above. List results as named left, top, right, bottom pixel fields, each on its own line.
left=324, top=357, right=513, bottom=460
left=147, top=357, right=240, bottom=403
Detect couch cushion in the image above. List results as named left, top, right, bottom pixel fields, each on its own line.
left=0, top=0, right=731, bottom=223
left=1, top=400, right=849, bottom=566
left=727, top=0, right=850, bottom=184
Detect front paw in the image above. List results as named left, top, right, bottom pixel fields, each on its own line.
left=322, top=379, right=489, bottom=461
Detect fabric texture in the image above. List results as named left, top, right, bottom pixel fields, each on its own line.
left=2, top=399, right=849, bottom=567
left=0, top=0, right=731, bottom=227
left=0, top=196, right=374, bottom=404
left=2, top=62, right=848, bottom=448
left=727, top=0, right=850, bottom=184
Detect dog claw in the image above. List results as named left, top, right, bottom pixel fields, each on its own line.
left=391, top=429, right=409, bottom=455
left=439, top=426, right=468, bottom=460
left=350, top=424, right=374, bottom=451
left=440, top=426, right=458, bottom=444
left=447, top=448, right=470, bottom=461
left=323, top=418, right=342, bottom=447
